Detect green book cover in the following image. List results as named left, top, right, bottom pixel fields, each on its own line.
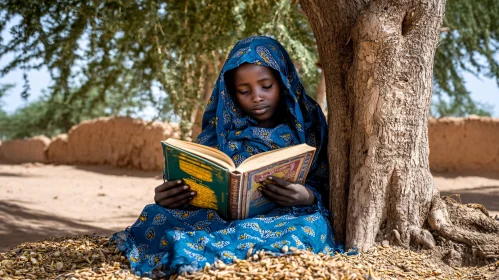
left=161, top=139, right=316, bottom=220
left=161, top=141, right=230, bottom=218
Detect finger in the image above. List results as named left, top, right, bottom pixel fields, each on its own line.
left=260, top=191, right=290, bottom=207
left=267, top=176, right=292, bottom=188
left=259, top=186, right=291, bottom=203
left=261, top=181, right=292, bottom=197
left=157, top=190, right=196, bottom=207
left=166, top=193, right=196, bottom=208
left=155, top=184, right=191, bottom=203
left=155, top=180, right=183, bottom=193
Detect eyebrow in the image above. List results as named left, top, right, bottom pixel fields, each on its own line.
left=236, top=77, right=272, bottom=87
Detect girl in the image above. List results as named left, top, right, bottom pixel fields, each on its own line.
left=112, top=36, right=343, bottom=278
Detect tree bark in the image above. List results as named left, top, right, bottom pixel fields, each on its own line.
left=190, top=55, right=226, bottom=140
left=301, top=0, right=445, bottom=250
left=429, top=197, right=499, bottom=260
left=190, top=63, right=216, bottom=140
left=346, top=0, right=448, bottom=251
left=303, top=0, right=499, bottom=258
left=301, top=0, right=367, bottom=244
left=315, top=69, right=326, bottom=114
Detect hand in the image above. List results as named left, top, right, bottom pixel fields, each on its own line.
left=259, top=176, right=315, bottom=207
left=154, top=180, right=197, bottom=209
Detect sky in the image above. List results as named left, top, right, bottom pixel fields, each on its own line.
left=0, top=52, right=158, bottom=120
left=2, top=58, right=498, bottom=118
left=0, top=17, right=498, bottom=118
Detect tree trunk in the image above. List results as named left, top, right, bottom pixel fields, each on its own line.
left=304, top=0, right=443, bottom=251
left=190, top=63, right=216, bottom=140
left=301, top=0, right=364, bottom=245
left=345, top=0, right=447, bottom=251
left=315, top=69, right=326, bottom=114
left=190, top=55, right=226, bottom=140
left=302, top=0, right=499, bottom=259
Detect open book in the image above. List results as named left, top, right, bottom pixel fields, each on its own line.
left=161, top=138, right=316, bottom=220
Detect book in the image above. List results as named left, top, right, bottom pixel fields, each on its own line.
left=161, top=138, right=316, bottom=220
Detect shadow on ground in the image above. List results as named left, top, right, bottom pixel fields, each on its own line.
left=440, top=185, right=499, bottom=213
left=0, top=172, right=41, bottom=178
left=0, top=161, right=161, bottom=179
left=74, top=164, right=161, bottom=178
left=432, top=171, right=499, bottom=180
left=0, top=200, right=116, bottom=253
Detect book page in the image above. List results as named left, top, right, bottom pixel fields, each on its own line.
left=236, top=143, right=315, bottom=173
left=242, top=151, right=315, bottom=218
left=165, top=138, right=235, bottom=170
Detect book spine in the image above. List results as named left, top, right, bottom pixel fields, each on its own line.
left=297, top=150, right=315, bottom=184
left=161, top=142, right=169, bottom=182
left=228, top=172, right=242, bottom=220
left=240, top=174, right=249, bottom=219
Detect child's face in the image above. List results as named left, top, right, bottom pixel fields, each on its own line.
left=232, top=64, right=282, bottom=128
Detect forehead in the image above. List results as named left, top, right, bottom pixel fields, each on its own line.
left=233, top=64, right=274, bottom=80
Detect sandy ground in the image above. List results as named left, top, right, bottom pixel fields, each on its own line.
left=1, top=162, right=498, bottom=253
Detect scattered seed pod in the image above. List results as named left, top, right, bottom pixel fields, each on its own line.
left=282, top=245, right=289, bottom=253
left=246, top=247, right=253, bottom=259
left=0, top=235, right=495, bottom=279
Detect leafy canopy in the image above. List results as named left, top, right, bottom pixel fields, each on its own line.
left=0, top=84, right=147, bottom=139
left=432, top=0, right=499, bottom=117
left=0, top=0, right=318, bottom=139
left=0, top=0, right=498, bottom=139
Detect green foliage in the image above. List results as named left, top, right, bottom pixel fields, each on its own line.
left=431, top=95, right=493, bottom=117
left=0, top=0, right=318, bottom=138
left=1, top=0, right=498, bottom=140
left=0, top=85, right=144, bottom=140
left=0, top=84, right=14, bottom=135
left=433, top=0, right=499, bottom=117
left=0, top=95, right=62, bottom=140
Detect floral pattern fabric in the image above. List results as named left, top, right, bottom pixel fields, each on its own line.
left=112, top=36, right=342, bottom=278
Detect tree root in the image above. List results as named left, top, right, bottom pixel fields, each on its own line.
left=390, top=226, right=436, bottom=250
left=428, top=196, right=499, bottom=260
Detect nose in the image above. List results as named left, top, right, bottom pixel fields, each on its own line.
left=251, top=89, right=264, bottom=103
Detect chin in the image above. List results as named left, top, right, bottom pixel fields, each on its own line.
left=253, top=115, right=270, bottom=122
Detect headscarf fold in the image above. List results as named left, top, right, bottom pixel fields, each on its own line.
left=196, top=36, right=330, bottom=208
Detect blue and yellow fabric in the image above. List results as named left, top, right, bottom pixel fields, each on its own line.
left=112, top=36, right=343, bottom=278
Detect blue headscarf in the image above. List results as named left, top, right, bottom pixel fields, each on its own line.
left=196, top=36, right=330, bottom=208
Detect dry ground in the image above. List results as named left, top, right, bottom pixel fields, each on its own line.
left=1, top=162, right=499, bottom=279
left=0, top=162, right=160, bottom=252
left=1, top=162, right=498, bottom=253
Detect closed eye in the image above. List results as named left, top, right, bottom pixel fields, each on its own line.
left=237, top=90, right=250, bottom=95
left=262, top=84, right=273, bottom=89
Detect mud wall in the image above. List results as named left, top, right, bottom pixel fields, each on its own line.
left=1, top=116, right=497, bottom=173
left=1, top=117, right=179, bottom=170
left=0, top=136, right=51, bottom=163
left=46, top=134, right=69, bottom=164
left=428, top=116, right=499, bottom=174
left=62, top=117, right=179, bottom=170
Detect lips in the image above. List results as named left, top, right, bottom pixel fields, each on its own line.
left=251, top=106, right=268, bottom=115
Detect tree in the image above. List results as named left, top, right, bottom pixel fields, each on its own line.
left=1, top=0, right=498, bottom=259
left=1, top=1, right=497, bottom=141
left=301, top=0, right=499, bottom=258
left=0, top=0, right=320, bottom=138
left=432, top=0, right=499, bottom=117
left=0, top=84, right=144, bottom=140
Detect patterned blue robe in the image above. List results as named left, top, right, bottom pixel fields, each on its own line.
left=112, top=36, right=343, bottom=278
